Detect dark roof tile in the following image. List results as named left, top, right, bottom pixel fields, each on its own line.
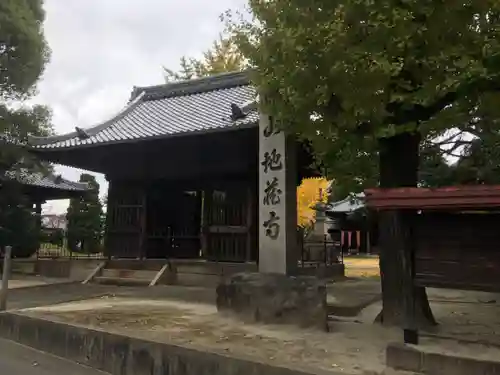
left=5, top=171, right=90, bottom=192
left=29, top=71, right=258, bottom=150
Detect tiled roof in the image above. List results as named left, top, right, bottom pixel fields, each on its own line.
left=5, top=171, right=90, bottom=192
left=29, top=71, right=258, bottom=150
left=327, top=193, right=365, bottom=213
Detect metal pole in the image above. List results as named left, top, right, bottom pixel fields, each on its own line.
left=0, top=246, right=12, bottom=311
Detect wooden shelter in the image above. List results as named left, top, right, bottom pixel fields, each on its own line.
left=28, top=71, right=317, bottom=263
left=365, top=185, right=500, bottom=344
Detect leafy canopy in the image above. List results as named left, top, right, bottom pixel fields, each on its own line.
left=0, top=0, right=53, bottom=253
left=227, top=0, right=500, bottom=189
left=163, top=34, right=246, bottom=82
left=0, top=0, right=53, bottom=174
left=0, top=0, right=50, bottom=100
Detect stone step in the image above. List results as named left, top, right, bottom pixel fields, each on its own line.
left=93, top=276, right=152, bottom=286
left=100, top=268, right=157, bottom=280
left=363, top=369, right=421, bottom=375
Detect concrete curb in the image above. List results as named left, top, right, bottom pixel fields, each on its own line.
left=7, top=280, right=80, bottom=291
left=0, top=312, right=340, bottom=375
left=386, top=342, right=500, bottom=375
left=327, top=295, right=381, bottom=317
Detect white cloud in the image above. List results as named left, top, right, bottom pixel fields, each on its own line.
left=37, top=0, right=247, bottom=214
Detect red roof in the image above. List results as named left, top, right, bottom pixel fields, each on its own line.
left=364, top=185, right=500, bottom=210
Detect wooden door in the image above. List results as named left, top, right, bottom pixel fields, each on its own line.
left=105, top=182, right=146, bottom=258
left=203, top=186, right=255, bottom=262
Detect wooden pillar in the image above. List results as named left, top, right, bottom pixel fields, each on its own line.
left=200, top=188, right=212, bottom=259
left=245, top=185, right=255, bottom=262
left=401, top=210, right=418, bottom=344
left=103, top=178, right=113, bottom=260
left=139, top=188, right=147, bottom=260
left=34, top=201, right=43, bottom=253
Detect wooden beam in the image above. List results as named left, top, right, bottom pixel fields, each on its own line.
left=149, top=262, right=170, bottom=286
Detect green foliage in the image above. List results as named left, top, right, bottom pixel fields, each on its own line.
left=0, top=0, right=52, bottom=253
left=0, top=104, right=53, bottom=173
left=0, top=180, right=38, bottom=257
left=0, top=0, right=50, bottom=100
left=66, top=174, right=103, bottom=253
left=227, top=0, right=500, bottom=191
left=0, top=0, right=52, bottom=173
left=163, top=34, right=247, bottom=81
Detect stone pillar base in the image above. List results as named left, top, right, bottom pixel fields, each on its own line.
left=216, top=272, right=328, bottom=331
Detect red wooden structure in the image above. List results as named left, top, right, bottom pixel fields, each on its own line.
left=365, top=185, right=500, bottom=344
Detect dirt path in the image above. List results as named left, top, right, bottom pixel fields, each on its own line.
left=21, top=297, right=398, bottom=374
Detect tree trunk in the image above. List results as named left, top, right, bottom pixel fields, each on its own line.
left=377, top=132, right=436, bottom=328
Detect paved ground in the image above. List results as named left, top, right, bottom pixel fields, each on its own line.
left=343, top=256, right=380, bottom=278
left=4, top=283, right=217, bottom=311
left=7, top=276, right=76, bottom=290
left=0, top=338, right=108, bottom=374
left=4, top=277, right=380, bottom=318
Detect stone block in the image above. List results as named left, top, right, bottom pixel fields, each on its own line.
left=216, top=272, right=328, bottom=331
left=386, top=343, right=422, bottom=373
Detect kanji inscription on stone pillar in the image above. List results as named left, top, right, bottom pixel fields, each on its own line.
left=258, top=112, right=298, bottom=275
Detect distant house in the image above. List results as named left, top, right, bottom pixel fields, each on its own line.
left=42, top=214, right=67, bottom=230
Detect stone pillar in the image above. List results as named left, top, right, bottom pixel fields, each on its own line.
left=258, top=113, right=298, bottom=275
left=216, top=105, right=328, bottom=331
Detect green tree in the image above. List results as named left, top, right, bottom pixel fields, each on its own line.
left=66, top=174, right=103, bottom=253
left=0, top=181, right=38, bottom=257
left=0, top=0, right=50, bottom=101
left=163, top=34, right=246, bottom=82
left=1, top=0, right=52, bottom=174
left=227, top=0, right=500, bottom=326
left=0, top=0, right=52, bottom=254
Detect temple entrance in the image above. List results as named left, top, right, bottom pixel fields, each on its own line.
left=106, top=179, right=257, bottom=262
left=145, top=185, right=201, bottom=259
left=203, top=187, right=256, bottom=262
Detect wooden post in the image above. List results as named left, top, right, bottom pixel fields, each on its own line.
left=245, top=186, right=254, bottom=262
left=104, top=179, right=113, bottom=260
left=0, top=246, right=12, bottom=311
left=401, top=210, right=418, bottom=345
left=200, top=189, right=211, bottom=259
left=34, top=202, right=43, bottom=256
left=139, top=188, right=147, bottom=260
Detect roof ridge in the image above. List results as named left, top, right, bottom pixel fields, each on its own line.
left=131, top=70, right=251, bottom=101
left=28, top=91, right=146, bottom=146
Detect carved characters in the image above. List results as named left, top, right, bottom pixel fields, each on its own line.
left=263, top=177, right=282, bottom=205
left=263, top=211, right=280, bottom=239
left=261, top=115, right=285, bottom=240
left=261, top=149, right=283, bottom=173
left=263, top=116, right=281, bottom=138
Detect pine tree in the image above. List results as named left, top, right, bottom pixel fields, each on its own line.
left=66, top=174, right=103, bottom=253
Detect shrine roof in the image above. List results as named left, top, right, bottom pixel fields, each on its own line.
left=5, top=171, right=90, bottom=192
left=365, top=185, right=500, bottom=210
left=28, top=71, right=257, bottom=150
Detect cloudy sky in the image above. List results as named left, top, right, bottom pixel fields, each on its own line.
left=37, top=0, right=248, bottom=214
